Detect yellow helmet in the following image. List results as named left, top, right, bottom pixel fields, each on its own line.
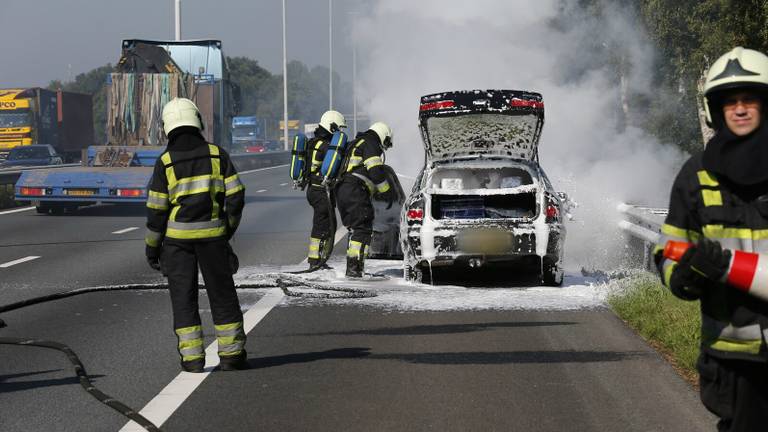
left=319, top=110, right=347, bottom=133
left=704, top=47, right=768, bottom=126
left=369, top=121, right=393, bottom=150
left=162, top=97, right=203, bottom=136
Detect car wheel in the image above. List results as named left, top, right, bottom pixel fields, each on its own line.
left=542, top=258, right=563, bottom=287
left=35, top=205, right=49, bottom=214
left=405, top=263, right=432, bottom=284
left=49, top=205, right=66, bottom=215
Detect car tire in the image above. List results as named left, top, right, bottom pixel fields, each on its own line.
left=542, top=258, right=563, bottom=287
left=35, top=205, right=49, bottom=214
left=405, top=263, right=432, bottom=284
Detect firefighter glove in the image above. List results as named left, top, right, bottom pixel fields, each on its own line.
left=688, top=238, right=731, bottom=282
left=146, top=245, right=162, bottom=272
left=668, top=246, right=704, bottom=300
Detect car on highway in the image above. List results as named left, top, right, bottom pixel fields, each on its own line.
left=400, top=89, right=567, bottom=285
left=1, top=144, right=64, bottom=168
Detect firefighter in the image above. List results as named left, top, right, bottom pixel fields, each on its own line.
left=145, top=97, right=247, bottom=373
left=305, top=110, right=347, bottom=268
left=655, top=47, right=768, bottom=431
left=336, top=121, right=396, bottom=277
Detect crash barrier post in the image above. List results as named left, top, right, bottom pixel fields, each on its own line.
left=616, top=203, right=668, bottom=270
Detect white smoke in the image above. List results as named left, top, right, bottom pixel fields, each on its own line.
left=354, top=0, right=687, bottom=270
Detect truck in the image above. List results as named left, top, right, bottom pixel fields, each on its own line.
left=231, top=116, right=263, bottom=153
left=0, top=88, right=93, bottom=162
left=14, top=39, right=238, bottom=214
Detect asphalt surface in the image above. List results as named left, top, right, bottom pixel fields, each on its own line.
left=0, top=165, right=716, bottom=431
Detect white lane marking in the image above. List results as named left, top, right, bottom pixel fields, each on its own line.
left=0, top=256, right=41, bottom=268
left=238, top=163, right=288, bottom=175
left=119, top=288, right=285, bottom=432
left=396, top=172, right=416, bottom=180
left=256, top=189, right=267, bottom=193
left=112, top=227, right=139, bottom=235
left=0, top=206, right=35, bottom=216
left=279, top=182, right=289, bottom=186
left=299, top=226, right=348, bottom=265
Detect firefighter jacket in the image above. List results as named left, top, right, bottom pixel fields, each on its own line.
left=145, top=130, right=245, bottom=246
left=341, top=130, right=391, bottom=195
left=307, top=128, right=333, bottom=187
left=655, top=153, right=768, bottom=362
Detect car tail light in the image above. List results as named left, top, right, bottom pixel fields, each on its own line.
left=419, top=100, right=455, bottom=111
left=407, top=208, right=424, bottom=222
left=20, top=187, right=45, bottom=196
left=117, top=188, right=144, bottom=197
left=510, top=99, right=544, bottom=109
left=546, top=204, right=559, bottom=222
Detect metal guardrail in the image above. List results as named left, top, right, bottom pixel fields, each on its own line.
left=617, top=203, right=668, bottom=269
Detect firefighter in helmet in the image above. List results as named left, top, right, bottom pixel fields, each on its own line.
left=336, top=121, right=396, bottom=277
left=305, top=110, right=347, bottom=268
left=655, top=47, right=768, bottom=430
left=146, top=97, right=248, bottom=373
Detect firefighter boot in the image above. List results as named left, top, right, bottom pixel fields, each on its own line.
left=308, top=257, right=321, bottom=269
left=346, top=256, right=364, bottom=278
left=181, top=358, right=205, bottom=373
left=219, top=350, right=249, bottom=371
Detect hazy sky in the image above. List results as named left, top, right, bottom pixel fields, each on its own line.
left=1, top=0, right=367, bottom=87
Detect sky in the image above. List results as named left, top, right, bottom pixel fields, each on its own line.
left=1, top=0, right=367, bottom=87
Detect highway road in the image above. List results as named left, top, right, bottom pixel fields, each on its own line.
left=0, top=165, right=715, bottom=431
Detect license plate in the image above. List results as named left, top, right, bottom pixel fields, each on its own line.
left=66, top=189, right=96, bottom=196
left=458, top=229, right=512, bottom=254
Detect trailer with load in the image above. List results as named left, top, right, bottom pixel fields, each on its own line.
left=14, top=39, right=238, bottom=214
left=0, top=88, right=93, bottom=162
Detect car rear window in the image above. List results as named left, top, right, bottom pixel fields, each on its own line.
left=432, top=193, right=537, bottom=219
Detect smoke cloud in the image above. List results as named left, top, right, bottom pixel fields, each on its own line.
left=354, top=0, right=687, bottom=270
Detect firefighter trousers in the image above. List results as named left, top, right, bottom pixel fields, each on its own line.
left=162, top=240, right=246, bottom=362
left=306, top=184, right=336, bottom=260
left=698, top=352, right=768, bottom=432
left=336, top=176, right=374, bottom=259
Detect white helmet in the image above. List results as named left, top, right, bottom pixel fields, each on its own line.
left=704, top=47, right=768, bottom=126
left=319, top=110, right=347, bottom=133
left=162, top=97, right=203, bottom=136
left=369, top=121, right=393, bottom=149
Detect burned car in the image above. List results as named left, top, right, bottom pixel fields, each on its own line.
left=400, top=90, right=566, bottom=285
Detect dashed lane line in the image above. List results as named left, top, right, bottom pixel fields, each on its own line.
left=112, top=227, right=139, bottom=234
left=0, top=256, right=41, bottom=268
left=238, top=163, right=288, bottom=175
left=279, top=182, right=289, bottom=186
left=118, top=288, right=285, bottom=432
left=0, top=206, right=35, bottom=216
left=256, top=189, right=267, bottom=193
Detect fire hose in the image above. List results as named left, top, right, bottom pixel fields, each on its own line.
left=0, top=275, right=377, bottom=431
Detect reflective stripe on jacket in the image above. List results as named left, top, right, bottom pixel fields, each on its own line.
left=655, top=154, right=768, bottom=361
left=342, top=131, right=390, bottom=195
left=146, top=137, right=245, bottom=245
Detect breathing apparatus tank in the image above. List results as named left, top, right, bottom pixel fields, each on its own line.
left=290, top=133, right=308, bottom=184
left=320, top=130, right=349, bottom=183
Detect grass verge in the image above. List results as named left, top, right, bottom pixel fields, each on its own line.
left=608, top=272, right=701, bottom=386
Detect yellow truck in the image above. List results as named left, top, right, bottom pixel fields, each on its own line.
left=0, top=88, right=93, bottom=162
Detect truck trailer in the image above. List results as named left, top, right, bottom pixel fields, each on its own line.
left=0, top=88, right=93, bottom=162
left=14, top=39, right=238, bottom=214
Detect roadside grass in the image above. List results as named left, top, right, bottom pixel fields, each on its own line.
left=0, top=183, right=21, bottom=209
left=608, top=272, right=701, bottom=385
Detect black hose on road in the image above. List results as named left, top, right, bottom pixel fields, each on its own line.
left=0, top=273, right=376, bottom=432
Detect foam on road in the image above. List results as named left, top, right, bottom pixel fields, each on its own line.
left=236, top=259, right=613, bottom=311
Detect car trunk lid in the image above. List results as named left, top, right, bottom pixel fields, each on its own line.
left=419, top=89, right=544, bottom=163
